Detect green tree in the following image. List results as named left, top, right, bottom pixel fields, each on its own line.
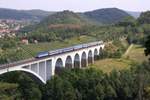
left=0, top=72, right=42, bottom=100
left=0, top=82, right=21, bottom=100
left=144, top=35, right=150, bottom=61
left=138, top=11, right=150, bottom=24
left=145, top=35, right=150, bottom=56
left=43, top=76, right=76, bottom=100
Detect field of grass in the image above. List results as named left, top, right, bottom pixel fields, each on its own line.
left=92, top=58, right=133, bottom=73
left=123, top=44, right=148, bottom=63
left=92, top=44, right=147, bottom=73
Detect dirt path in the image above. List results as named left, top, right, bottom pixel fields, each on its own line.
left=122, top=44, right=133, bottom=57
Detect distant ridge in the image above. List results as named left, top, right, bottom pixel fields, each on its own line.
left=83, top=8, right=131, bottom=24
left=35, top=8, right=132, bottom=27
left=0, top=8, right=54, bottom=21
left=0, top=8, right=132, bottom=24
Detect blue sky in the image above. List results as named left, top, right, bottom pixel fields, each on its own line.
left=0, top=0, right=149, bottom=12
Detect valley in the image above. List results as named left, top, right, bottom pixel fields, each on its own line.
left=0, top=4, right=149, bottom=100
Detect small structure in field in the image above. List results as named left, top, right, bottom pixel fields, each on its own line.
left=21, top=37, right=29, bottom=45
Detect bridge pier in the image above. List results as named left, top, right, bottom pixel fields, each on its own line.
left=46, top=60, right=52, bottom=81
left=39, top=61, right=46, bottom=81
left=31, top=63, right=38, bottom=74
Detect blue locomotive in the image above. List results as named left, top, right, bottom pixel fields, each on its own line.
left=36, top=51, right=49, bottom=58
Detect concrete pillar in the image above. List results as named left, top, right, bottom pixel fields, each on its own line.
left=71, top=55, right=74, bottom=68
left=46, top=60, right=52, bottom=81
left=51, top=59, right=55, bottom=76
left=97, top=48, right=100, bottom=55
left=79, top=55, right=81, bottom=68
left=31, top=63, right=38, bottom=74
left=62, top=60, right=65, bottom=68
left=39, top=61, right=46, bottom=81
left=44, top=61, right=46, bottom=81
left=29, top=65, right=31, bottom=70
left=37, top=63, right=39, bottom=75
left=85, top=51, right=88, bottom=67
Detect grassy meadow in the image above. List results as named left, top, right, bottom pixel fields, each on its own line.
left=92, top=44, right=147, bottom=73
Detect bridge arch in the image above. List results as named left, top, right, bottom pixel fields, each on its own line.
left=81, top=52, right=87, bottom=67
left=55, top=58, right=63, bottom=68
left=55, top=58, right=63, bottom=74
left=94, top=48, right=98, bottom=60
left=74, top=53, right=80, bottom=68
left=0, top=68, right=46, bottom=84
left=88, top=50, right=93, bottom=64
left=65, top=56, right=73, bottom=69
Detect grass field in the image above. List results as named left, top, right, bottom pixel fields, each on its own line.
left=92, top=44, right=147, bottom=73
left=123, top=44, right=148, bottom=63
left=92, top=58, right=133, bottom=73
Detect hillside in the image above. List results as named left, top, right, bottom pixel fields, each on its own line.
left=22, top=9, right=55, bottom=20
left=24, top=8, right=130, bottom=32
left=20, top=10, right=91, bottom=42
left=0, top=8, right=53, bottom=21
left=83, top=8, right=131, bottom=24
left=28, top=10, right=88, bottom=32
left=19, top=8, right=135, bottom=42
left=38, top=10, right=87, bottom=25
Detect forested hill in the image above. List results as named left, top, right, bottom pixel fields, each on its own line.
left=20, top=8, right=132, bottom=41
left=21, top=10, right=91, bottom=42
left=1, top=8, right=132, bottom=24
left=0, top=8, right=54, bottom=21
left=22, top=10, right=88, bottom=33
left=39, top=10, right=87, bottom=25
left=83, top=8, right=131, bottom=24
left=24, top=8, right=131, bottom=32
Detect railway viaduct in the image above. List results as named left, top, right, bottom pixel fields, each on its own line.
left=0, top=41, right=105, bottom=84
